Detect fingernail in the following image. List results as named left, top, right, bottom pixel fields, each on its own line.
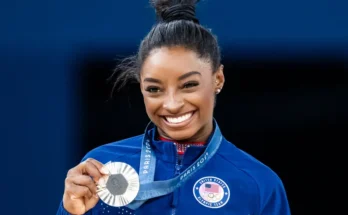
left=98, top=177, right=106, bottom=185
left=100, top=167, right=109, bottom=175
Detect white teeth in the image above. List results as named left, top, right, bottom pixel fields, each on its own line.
left=165, top=112, right=193, bottom=124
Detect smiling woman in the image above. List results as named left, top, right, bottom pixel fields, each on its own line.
left=56, top=0, right=291, bottom=215
left=140, top=46, right=224, bottom=142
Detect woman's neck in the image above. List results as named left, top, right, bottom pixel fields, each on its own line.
left=158, top=135, right=206, bottom=155
left=157, top=121, right=213, bottom=144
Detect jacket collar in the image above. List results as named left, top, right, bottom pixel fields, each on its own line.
left=144, top=119, right=222, bottom=165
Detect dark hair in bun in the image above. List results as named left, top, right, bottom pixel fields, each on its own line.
left=151, top=0, right=199, bottom=23
left=113, top=0, right=221, bottom=91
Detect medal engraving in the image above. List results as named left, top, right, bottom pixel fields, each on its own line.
left=97, top=162, right=140, bottom=207
left=106, top=174, right=128, bottom=195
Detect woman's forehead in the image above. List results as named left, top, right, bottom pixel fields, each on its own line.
left=141, top=47, right=212, bottom=78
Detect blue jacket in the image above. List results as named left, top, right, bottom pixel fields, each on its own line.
left=57, top=123, right=291, bottom=215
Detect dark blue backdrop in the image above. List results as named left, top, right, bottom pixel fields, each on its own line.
left=1, top=0, right=346, bottom=214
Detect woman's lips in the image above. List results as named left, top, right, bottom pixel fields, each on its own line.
left=162, top=111, right=195, bottom=128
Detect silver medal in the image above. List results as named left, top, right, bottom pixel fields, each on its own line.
left=97, top=162, right=140, bottom=207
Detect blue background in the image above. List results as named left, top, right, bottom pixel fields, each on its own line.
left=1, top=0, right=346, bottom=214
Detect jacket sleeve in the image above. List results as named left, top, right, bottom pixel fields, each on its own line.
left=56, top=201, right=70, bottom=215
left=56, top=200, right=93, bottom=215
left=259, top=177, right=291, bottom=215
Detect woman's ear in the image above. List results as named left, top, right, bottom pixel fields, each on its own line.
left=214, top=64, right=225, bottom=94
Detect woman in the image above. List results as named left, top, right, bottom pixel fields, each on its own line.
left=57, top=0, right=291, bottom=214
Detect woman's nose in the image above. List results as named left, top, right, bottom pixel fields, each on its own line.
left=162, top=93, right=184, bottom=113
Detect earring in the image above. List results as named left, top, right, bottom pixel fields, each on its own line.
left=216, top=88, right=221, bottom=94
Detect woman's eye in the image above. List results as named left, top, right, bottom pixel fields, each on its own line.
left=145, top=87, right=161, bottom=93
left=183, top=82, right=199, bottom=89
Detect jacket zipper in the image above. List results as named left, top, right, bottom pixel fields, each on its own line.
left=171, top=146, right=182, bottom=215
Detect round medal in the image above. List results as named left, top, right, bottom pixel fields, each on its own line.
left=97, top=162, right=140, bottom=207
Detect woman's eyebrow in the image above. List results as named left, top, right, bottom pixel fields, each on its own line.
left=143, top=77, right=162, bottom=84
left=178, top=71, right=201, bottom=81
left=143, top=71, right=201, bottom=83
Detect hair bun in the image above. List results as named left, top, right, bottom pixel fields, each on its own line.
left=161, top=4, right=199, bottom=23
left=150, top=0, right=200, bottom=24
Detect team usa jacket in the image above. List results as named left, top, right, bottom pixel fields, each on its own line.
left=57, top=122, right=291, bottom=215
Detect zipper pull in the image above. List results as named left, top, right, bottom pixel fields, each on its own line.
left=175, top=164, right=181, bottom=175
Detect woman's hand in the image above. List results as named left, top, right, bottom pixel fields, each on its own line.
left=62, top=158, right=108, bottom=215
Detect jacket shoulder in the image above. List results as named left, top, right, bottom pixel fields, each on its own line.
left=82, top=134, right=143, bottom=164
left=218, top=139, right=290, bottom=214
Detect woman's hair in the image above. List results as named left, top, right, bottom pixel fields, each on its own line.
left=112, top=0, right=221, bottom=91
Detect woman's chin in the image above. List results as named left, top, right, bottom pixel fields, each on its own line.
left=162, top=129, right=197, bottom=142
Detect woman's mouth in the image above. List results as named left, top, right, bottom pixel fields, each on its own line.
left=162, top=111, right=195, bottom=127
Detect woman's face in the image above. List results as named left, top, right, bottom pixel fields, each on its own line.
left=140, top=46, right=224, bottom=142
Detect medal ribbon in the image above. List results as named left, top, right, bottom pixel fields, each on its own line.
left=127, top=120, right=222, bottom=210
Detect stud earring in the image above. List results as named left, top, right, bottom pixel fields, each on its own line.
left=216, top=88, right=221, bottom=94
